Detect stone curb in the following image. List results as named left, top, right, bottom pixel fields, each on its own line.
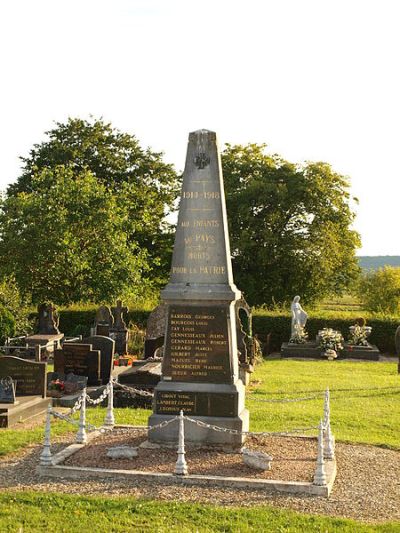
left=36, top=429, right=337, bottom=497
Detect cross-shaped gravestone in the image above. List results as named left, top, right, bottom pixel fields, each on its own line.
left=111, top=300, right=129, bottom=355
left=111, top=300, right=128, bottom=330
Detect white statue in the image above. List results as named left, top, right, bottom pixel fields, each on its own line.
left=291, top=296, right=308, bottom=338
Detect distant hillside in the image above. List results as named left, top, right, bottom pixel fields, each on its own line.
left=358, top=256, right=400, bottom=270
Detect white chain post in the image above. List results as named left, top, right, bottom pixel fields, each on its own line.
left=314, top=419, right=327, bottom=486
left=175, top=410, right=188, bottom=475
left=76, top=388, right=88, bottom=444
left=104, top=380, right=115, bottom=428
left=39, top=403, right=53, bottom=466
left=323, top=388, right=335, bottom=460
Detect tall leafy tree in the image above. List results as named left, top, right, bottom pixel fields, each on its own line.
left=222, top=143, right=361, bottom=306
left=0, top=166, right=148, bottom=305
left=7, top=117, right=179, bottom=286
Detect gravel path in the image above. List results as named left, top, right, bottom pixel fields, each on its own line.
left=0, top=432, right=399, bottom=524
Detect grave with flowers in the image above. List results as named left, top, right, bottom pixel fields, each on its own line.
left=282, top=315, right=381, bottom=361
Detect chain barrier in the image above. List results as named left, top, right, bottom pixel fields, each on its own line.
left=248, top=394, right=323, bottom=403
left=183, top=414, right=322, bottom=437
left=49, top=408, right=98, bottom=431
left=263, top=385, right=400, bottom=395
left=112, top=379, right=154, bottom=398
left=86, top=383, right=112, bottom=405
left=248, top=386, right=400, bottom=403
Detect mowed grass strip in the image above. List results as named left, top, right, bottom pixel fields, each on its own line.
left=248, top=359, right=400, bottom=449
left=0, top=492, right=398, bottom=533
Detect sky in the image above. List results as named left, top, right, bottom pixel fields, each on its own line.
left=0, top=0, right=399, bottom=255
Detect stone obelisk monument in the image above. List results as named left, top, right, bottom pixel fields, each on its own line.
left=148, top=130, right=249, bottom=446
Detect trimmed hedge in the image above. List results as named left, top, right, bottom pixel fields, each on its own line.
left=58, top=309, right=151, bottom=337
left=252, top=312, right=400, bottom=355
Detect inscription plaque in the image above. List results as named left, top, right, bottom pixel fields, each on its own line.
left=0, top=376, right=16, bottom=403
left=0, top=356, right=46, bottom=397
left=156, top=390, right=236, bottom=417
left=162, top=305, right=231, bottom=383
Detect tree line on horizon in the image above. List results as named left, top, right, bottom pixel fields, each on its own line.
left=0, top=117, right=364, bottom=316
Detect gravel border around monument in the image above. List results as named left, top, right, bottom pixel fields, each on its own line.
left=34, top=427, right=336, bottom=496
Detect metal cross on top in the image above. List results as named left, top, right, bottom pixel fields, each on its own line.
left=111, top=300, right=128, bottom=330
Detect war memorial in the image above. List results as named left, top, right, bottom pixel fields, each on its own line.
left=148, top=129, right=249, bottom=446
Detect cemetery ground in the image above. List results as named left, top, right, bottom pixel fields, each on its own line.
left=0, top=359, right=399, bottom=531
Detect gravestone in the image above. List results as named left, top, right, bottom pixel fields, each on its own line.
left=54, top=344, right=101, bottom=386
left=0, top=356, right=46, bottom=397
left=111, top=300, right=129, bottom=355
left=148, top=130, right=249, bottom=447
left=0, top=377, right=16, bottom=403
left=144, top=303, right=167, bottom=358
left=94, top=306, right=114, bottom=337
left=81, top=335, right=115, bottom=384
left=25, top=303, right=64, bottom=355
left=0, top=356, right=50, bottom=428
left=38, top=303, right=60, bottom=334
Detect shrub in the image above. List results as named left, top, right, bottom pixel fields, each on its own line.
left=0, top=277, right=32, bottom=335
left=357, top=266, right=400, bottom=314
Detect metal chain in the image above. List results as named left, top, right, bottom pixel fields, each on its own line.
left=248, top=394, right=323, bottom=403
left=86, top=383, right=111, bottom=405
left=112, top=379, right=154, bottom=398
left=50, top=409, right=98, bottom=432
left=183, top=415, right=322, bottom=436
left=265, top=385, right=400, bottom=395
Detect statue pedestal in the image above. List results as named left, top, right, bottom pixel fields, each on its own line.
left=281, top=341, right=322, bottom=358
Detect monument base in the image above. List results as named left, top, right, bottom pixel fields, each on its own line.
left=148, top=410, right=249, bottom=448
left=148, top=379, right=248, bottom=447
left=341, top=344, right=380, bottom=361
left=281, top=342, right=322, bottom=358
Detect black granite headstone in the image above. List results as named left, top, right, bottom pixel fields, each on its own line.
left=81, top=335, right=115, bottom=384
left=54, top=344, right=101, bottom=386
left=0, top=356, right=46, bottom=397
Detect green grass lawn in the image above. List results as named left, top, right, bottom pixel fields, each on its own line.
left=247, top=359, right=400, bottom=449
left=0, top=492, right=398, bottom=533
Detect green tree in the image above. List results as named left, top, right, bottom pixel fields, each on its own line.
left=0, top=166, right=148, bottom=305
left=7, top=117, right=179, bottom=286
left=0, top=276, right=32, bottom=335
left=357, top=266, right=400, bottom=314
left=222, top=143, right=361, bottom=306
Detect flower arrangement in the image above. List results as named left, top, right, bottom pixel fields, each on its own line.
left=348, top=324, right=371, bottom=346
left=289, top=324, right=309, bottom=344
left=48, top=379, right=65, bottom=392
left=113, top=355, right=137, bottom=366
left=318, top=328, right=344, bottom=352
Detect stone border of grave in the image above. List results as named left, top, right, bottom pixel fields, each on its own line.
left=36, top=426, right=337, bottom=497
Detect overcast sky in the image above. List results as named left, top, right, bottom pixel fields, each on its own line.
left=1, top=0, right=399, bottom=255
